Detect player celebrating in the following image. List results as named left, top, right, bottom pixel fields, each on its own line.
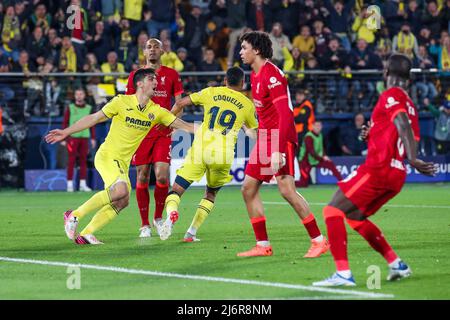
left=313, top=54, right=436, bottom=286
left=158, top=67, right=258, bottom=242
left=126, top=38, right=184, bottom=238
left=237, top=31, right=329, bottom=258
left=46, top=69, right=194, bottom=245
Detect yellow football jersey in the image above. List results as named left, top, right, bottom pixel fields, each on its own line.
left=100, top=94, right=176, bottom=164
left=189, top=86, right=258, bottom=165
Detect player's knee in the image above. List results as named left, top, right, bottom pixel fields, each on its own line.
left=156, top=176, right=168, bottom=186
left=110, top=181, right=129, bottom=200
left=279, top=185, right=294, bottom=201
left=241, top=183, right=253, bottom=199
left=137, top=167, right=150, bottom=183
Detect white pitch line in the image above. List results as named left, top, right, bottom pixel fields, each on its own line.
left=263, top=202, right=450, bottom=209
left=0, top=256, right=393, bottom=299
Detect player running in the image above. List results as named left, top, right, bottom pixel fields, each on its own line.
left=237, top=31, right=329, bottom=258
left=126, top=38, right=184, bottom=238
left=45, top=69, right=194, bottom=245
left=158, top=67, right=258, bottom=242
left=313, top=53, right=436, bottom=286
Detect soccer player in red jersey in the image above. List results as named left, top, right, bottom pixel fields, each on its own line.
left=313, top=54, right=436, bottom=287
left=237, top=31, right=330, bottom=258
left=126, top=38, right=184, bottom=238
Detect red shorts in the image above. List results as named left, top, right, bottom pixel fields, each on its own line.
left=132, top=136, right=172, bottom=166
left=338, top=164, right=406, bottom=217
left=245, top=141, right=296, bottom=183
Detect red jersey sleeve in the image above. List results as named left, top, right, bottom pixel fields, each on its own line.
left=125, top=70, right=137, bottom=95
left=263, top=64, right=295, bottom=153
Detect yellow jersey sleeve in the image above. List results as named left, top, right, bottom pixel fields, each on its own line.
left=244, top=100, right=258, bottom=129
left=156, top=107, right=177, bottom=127
left=102, top=95, right=121, bottom=118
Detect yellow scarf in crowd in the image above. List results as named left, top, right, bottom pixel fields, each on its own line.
left=59, top=47, right=77, bottom=72
left=442, top=46, right=450, bottom=70
left=397, top=32, right=415, bottom=58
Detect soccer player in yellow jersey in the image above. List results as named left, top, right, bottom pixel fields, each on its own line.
left=158, top=67, right=258, bottom=242
left=45, top=68, right=195, bottom=245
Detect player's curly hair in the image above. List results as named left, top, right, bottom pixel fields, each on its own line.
left=239, top=31, right=273, bottom=59
left=387, top=53, right=412, bottom=80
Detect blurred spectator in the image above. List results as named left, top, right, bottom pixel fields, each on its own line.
left=199, top=47, right=222, bottom=87
left=126, top=31, right=148, bottom=71
left=417, top=26, right=433, bottom=47
left=0, top=50, right=14, bottom=109
left=161, top=38, right=184, bottom=72
left=123, top=0, right=145, bottom=26
left=26, top=26, right=48, bottom=68
left=350, top=39, right=382, bottom=110
left=1, top=5, right=22, bottom=62
left=246, top=0, right=272, bottom=32
left=384, top=0, right=407, bottom=36
left=323, top=0, right=355, bottom=52
left=101, top=0, right=121, bottom=21
left=226, top=0, right=248, bottom=68
left=115, top=18, right=133, bottom=63
left=425, top=94, right=450, bottom=155
left=86, top=21, right=113, bottom=64
left=429, top=33, right=450, bottom=71
left=299, top=0, right=325, bottom=25
left=182, top=5, right=208, bottom=68
left=375, top=26, right=393, bottom=60
left=293, top=89, right=315, bottom=150
left=405, top=0, right=421, bottom=35
left=312, top=19, right=332, bottom=58
left=176, top=46, right=201, bottom=98
left=392, top=22, right=419, bottom=59
left=283, top=46, right=306, bottom=87
left=292, top=25, right=315, bottom=59
left=339, top=112, right=367, bottom=156
left=47, top=28, right=62, bottom=63
left=57, top=36, right=78, bottom=73
left=83, top=53, right=105, bottom=106
left=422, top=0, right=444, bottom=39
left=319, top=37, right=351, bottom=111
left=11, top=50, right=37, bottom=117
left=101, top=51, right=125, bottom=84
left=413, top=45, right=438, bottom=108
left=351, top=4, right=377, bottom=45
left=40, top=58, right=60, bottom=116
left=298, top=120, right=343, bottom=188
left=147, top=0, right=176, bottom=38
left=61, top=88, right=96, bottom=192
left=269, top=22, right=292, bottom=68
left=271, top=0, right=300, bottom=39
left=29, top=2, right=52, bottom=35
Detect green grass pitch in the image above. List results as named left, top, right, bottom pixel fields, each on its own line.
left=0, top=183, right=449, bottom=300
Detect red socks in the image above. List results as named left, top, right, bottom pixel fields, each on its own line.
left=251, top=216, right=269, bottom=242
left=302, top=213, right=322, bottom=240
left=323, top=206, right=349, bottom=271
left=136, top=182, right=150, bottom=227
left=347, top=218, right=398, bottom=264
left=154, top=181, right=169, bottom=221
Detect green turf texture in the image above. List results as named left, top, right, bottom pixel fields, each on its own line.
left=0, top=183, right=449, bottom=300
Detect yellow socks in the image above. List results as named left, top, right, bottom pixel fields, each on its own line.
left=165, top=192, right=181, bottom=215
left=187, top=198, right=214, bottom=235
left=72, top=189, right=111, bottom=220
left=80, top=204, right=119, bottom=236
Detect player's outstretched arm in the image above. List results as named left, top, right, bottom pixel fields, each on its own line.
left=169, top=118, right=196, bottom=134
left=171, top=96, right=193, bottom=117
left=394, top=112, right=436, bottom=176
left=45, top=110, right=108, bottom=144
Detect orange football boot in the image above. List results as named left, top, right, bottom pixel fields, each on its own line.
left=237, top=245, right=273, bottom=257
left=303, top=238, right=330, bottom=258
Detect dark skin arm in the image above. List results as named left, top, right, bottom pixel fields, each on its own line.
left=393, top=112, right=436, bottom=176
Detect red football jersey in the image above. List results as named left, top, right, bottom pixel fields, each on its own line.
left=126, top=65, right=184, bottom=138
left=366, top=87, right=420, bottom=170
left=250, top=60, right=297, bottom=153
